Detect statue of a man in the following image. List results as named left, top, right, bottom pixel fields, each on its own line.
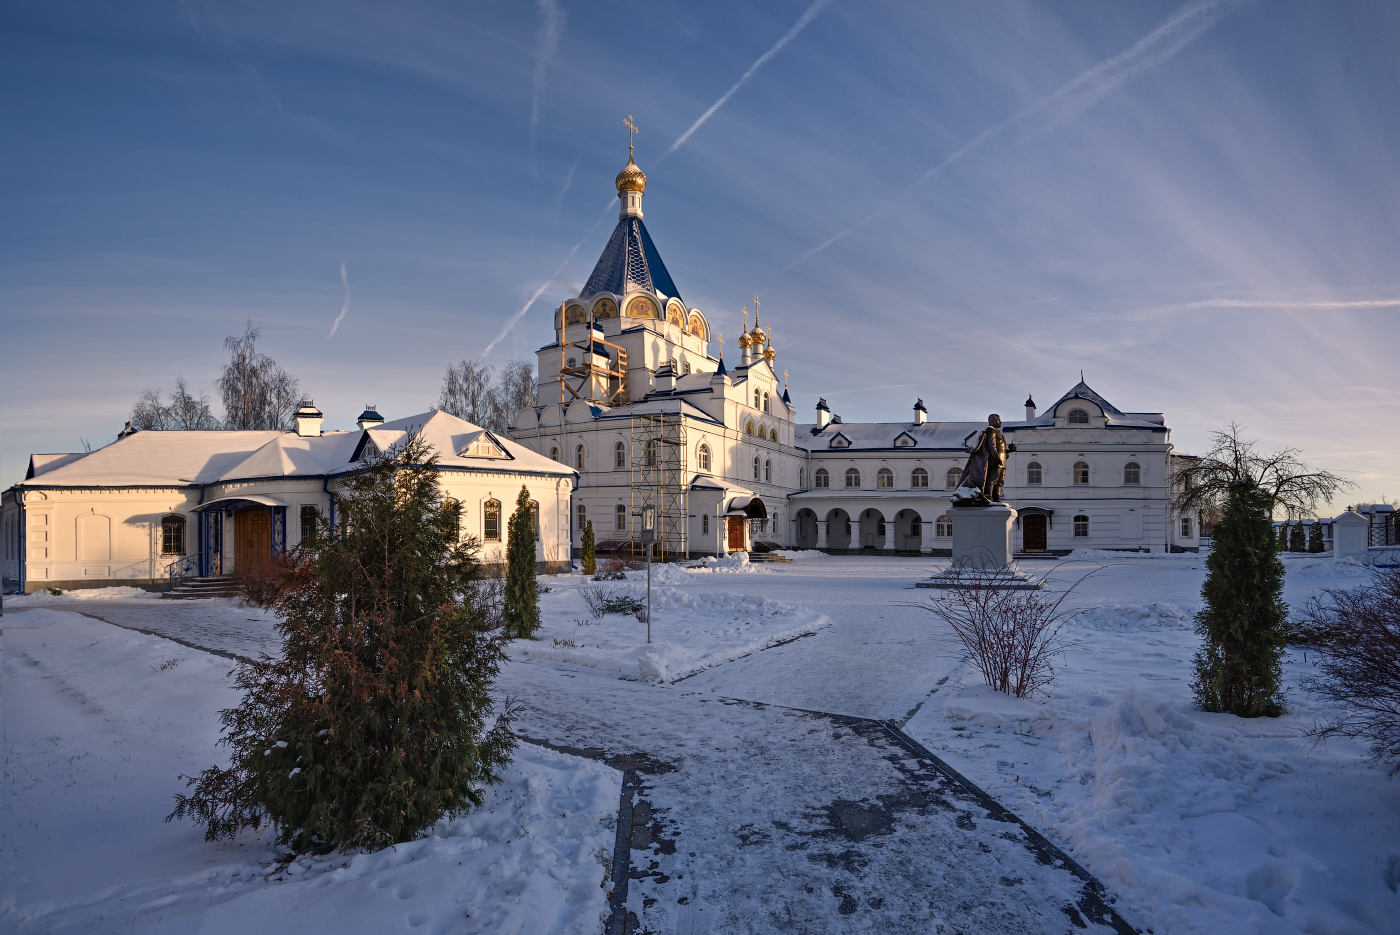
left=951, top=414, right=1018, bottom=506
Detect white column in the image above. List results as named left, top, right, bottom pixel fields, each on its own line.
left=883, top=513, right=898, bottom=551
left=920, top=514, right=935, bottom=553
left=816, top=519, right=829, bottom=549
left=848, top=513, right=862, bottom=553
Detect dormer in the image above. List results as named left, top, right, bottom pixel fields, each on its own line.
left=1055, top=399, right=1106, bottom=428
left=829, top=432, right=851, bottom=449
left=894, top=432, right=917, bottom=448
left=460, top=432, right=509, bottom=459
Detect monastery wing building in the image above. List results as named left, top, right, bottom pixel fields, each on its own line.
left=509, top=148, right=1200, bottom=558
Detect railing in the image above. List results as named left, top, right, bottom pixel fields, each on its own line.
left=164, top=554, right=201, bottom=591
left=1370, top=515, right=1400, bottom=548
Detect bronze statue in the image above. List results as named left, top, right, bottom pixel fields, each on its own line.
left=951, top=414, right=1018, bottom=506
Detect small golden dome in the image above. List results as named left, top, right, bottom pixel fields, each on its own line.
left=615, top=157, right=647, bottom=193
left=763, top=346, right=776, bottom=361
left=737, top=331, right=751, bottom=348
left=749, top=325, right=766, bottom=345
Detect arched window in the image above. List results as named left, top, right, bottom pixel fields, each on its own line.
left=703, top=513, right=709, bottom=534
left=877, top=467, right=894, bottom=488
left=935, top=515, right=953, bottom=537
left=697, top=443, right=711, bottom=471
left=299, top=504, right=321, bottom=542
left=815, top=468, right=829, bottom=488
left=845, top=468, right=861, bottom=488
left=763, top=392, right=770, bottom=413
left=683, top=361, right=691, bottom=375
left=1068, top=408, right=1089, bottom=424
left=1073, top=461, right=1090, bottom=485
left=764, top=459, right=772, bottom=482
left=645, top=439, right=659, bottom=466
left=615, top=503, right=627, bottom=531
left=1073, top=514, right=1090, bottom=537
left=575, top=444, right=586, bottom=470
left=745, top=421, right=755, bottom=435
left=1123, top=461, right=1141, bottom=485
left=529, top=500, right=540, bottom=541
left=483, top=499, right=502, bottom=541
left=754, top=388, right=761, bottom=409
left=441, top=498, right=462, bottom=541
left=614, top=440, right=626, bottom=469
left=945, top=467, right=962, bottom=490
left=549, top=446, right=559, bottom=462
left=911, top=467, right=928, bottom=488
left=799, top=467, right=805, bottom=488
left=753, top=456, right=761, bottom=480
left=911, top=517, right=922, bottom=539
left=160, top=514, right=186, bottom=555
left=1027, top=461, right=1043, bottom=485
left=577, top=502, right=587, bottom=532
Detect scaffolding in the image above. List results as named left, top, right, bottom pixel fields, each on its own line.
left=558, top=303, right=629, bottom=407
left=630, top=409, right=688, bottom=561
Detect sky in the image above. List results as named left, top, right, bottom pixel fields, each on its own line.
left=3, top=0, right=1398, bottom=509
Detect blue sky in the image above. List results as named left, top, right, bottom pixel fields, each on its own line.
left=4, top=0, right=1398, bottom=508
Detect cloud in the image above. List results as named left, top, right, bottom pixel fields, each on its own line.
left=663, top=0, right=832, bottom=157
left=530, top=0, right=565, bottom=140
left=786, top=0, right=1240, bottom=270
left=328, top=260, right=349, bottom=336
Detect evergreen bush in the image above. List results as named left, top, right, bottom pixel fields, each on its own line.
left=502, top=485, right=540, bottom=639
left=167, top=434, right=516, bottom=851
left=1192, top=481, right=1288, bottom=717
left=1289, top=521, right=1306, bottom=552
left=581, top=520, right=596, bottom=576
left=1278, top=522, right=1289, bottom=550
left=1308, top=521, right=1326, bottom=553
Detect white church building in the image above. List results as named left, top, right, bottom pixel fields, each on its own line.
left=2, top=407, right=576, bottom=594
left=507, top=146, right=1199, bottom=558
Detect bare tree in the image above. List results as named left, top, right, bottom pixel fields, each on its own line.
left=1173, top=423, right=1353, bottom=520
left=216, top=322, right=301, bottom=430
left=131, top=388, right=170, bottom=430
left=488, top=358, right=537, bottom=433
left=128, top=377, right=221, bottom=431
left=439, top=359, right=495, bottom=425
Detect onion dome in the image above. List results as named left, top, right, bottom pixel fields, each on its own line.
left=749, top=323, right=766, bottom=345
left=615, top=157, right=646, bottom=193
left=763, top=346, right=776, bottom=361
left=1024, top=395, right=1035, bottom=408
left=737, top=330, right=752, bottom=348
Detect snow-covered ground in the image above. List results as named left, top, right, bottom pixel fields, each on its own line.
left=7, top=552, right=1398, bottom=934
left=5, top=607, right=620, bottom=935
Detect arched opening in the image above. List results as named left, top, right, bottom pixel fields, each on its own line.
left=769, top=428, right=778, bottom=442
left=826, top=508, right=852, bottom=550
left=794, top=508, right=819, bottom=548
left=859, top=509, right=886, bottom=550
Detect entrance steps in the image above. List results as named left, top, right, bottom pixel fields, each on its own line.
left=163, top=576, right=244, bottom=600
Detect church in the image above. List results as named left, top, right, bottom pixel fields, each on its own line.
left=507, top=142, right=1200, bottom=558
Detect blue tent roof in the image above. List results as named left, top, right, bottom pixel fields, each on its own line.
left=581, top=217, right=683, bottom=304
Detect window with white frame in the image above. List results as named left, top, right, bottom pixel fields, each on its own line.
left=877, top=467, right=894, bottom=488
left=615, top=503, right=627, bottom=531
left=754, top=388, right=761, bottom=409
left=1123, top=461, right=1141, bottom=485
left=912, top=467, right=928, bottom=488
left=702, top=513, right=709, bottom=534
left=1068, top=408, right=1089, bottom=424
left=575, top=444, right=586, bottom=470
left=1073, top=461, right=1090, bottom=485
left=697, top=443, right=711, bottom=471
left=935, top=515, right=952, bottom=537
left=945, top=467, right=961, bottom=490
left=1073, top=514, right=1089, bottom=537
left=550, top=446, right=559, bottom=462
left=763, top=391, right=770, bottom=413
left=614, top=440, right=626, bottom=469
left=815, top=468, right=829, bottom=488
left=1026, top=461, right=1042, bottom=485
left=753, top=456, right=760, bottom=480
left=799, top=467, right=806, bottom=488
left=577, top=502, right=586, bottom=533
left=1180, top=516, right=1193, bottom=538
left=483, top=499, right=502, bottom=541
left=845, top=468, right=861, bottom=488
left=764, top=458, right=772, bottom=482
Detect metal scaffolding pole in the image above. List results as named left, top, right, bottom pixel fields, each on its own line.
left=630, top=408, right=688, bottom=561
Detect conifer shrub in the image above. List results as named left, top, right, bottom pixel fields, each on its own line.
left=167, top=434, right=516, bottom=852
left=1192, top=481, right=1287, bottom=717
left=502, top=485, right=540, bottom=639
left=1277, top=522, right=1289, bottom=551
left=1308, top=521, right=1326, bottom=553
left=581, top=520, right=596, bottom=576
left=1289, top=521, right=1306, bottom=552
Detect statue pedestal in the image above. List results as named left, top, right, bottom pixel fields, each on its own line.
left=917, top=503, right=1042, bottom=590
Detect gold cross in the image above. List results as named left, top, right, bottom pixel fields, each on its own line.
left=624, top=115, right=639, bottom=159
left=753, top=296, right=760, bottom=323
left=783, top=368, right=789, bottom=388
left=741, top=306, right=748, bottom=331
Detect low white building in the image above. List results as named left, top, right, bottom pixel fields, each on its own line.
left=2, top=407, right=575, bottom=593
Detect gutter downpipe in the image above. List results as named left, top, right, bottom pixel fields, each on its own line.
left=323, top=477, right=335, bottom=533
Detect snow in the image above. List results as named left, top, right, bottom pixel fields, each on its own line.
left=8, top=555, right=1399, bottom=934
left=6, top=606, right=620, bottom=935
left=687, top=551, right=769, bottom=573
left=6, top=585, right=163, bottom=603
left=771, top=548, right=828, bottom=560
left=512, top=577, right=830, bottom=682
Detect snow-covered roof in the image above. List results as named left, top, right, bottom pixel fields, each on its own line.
left=795, top=421, right=983, bottom=452
left=594, top=398, right=723, bottom=427
left=15, top=411, right=573, bottom=490
left=579, top=216, right=683, bottom=305
left=26, top=452, right=89, bottom=479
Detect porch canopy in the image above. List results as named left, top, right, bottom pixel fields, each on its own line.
left=725, top=496, right=767, bottom=519
left=192, top=495, right=288, bottom=513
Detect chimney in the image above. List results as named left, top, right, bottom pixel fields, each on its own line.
left=816, top=397, right=831, bottom=429
left=1024, top=395, right=1036, bottom=421
left=654, top=362, right=676, bottom=393
left=356, top=405, right=384, bottom=430
left=116, top=419, right=136, bottom=441
left=293, top=400, right=324, bottom=437
left=913, top=398, right=927, bottom=425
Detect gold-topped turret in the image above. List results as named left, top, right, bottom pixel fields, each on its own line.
left=616, top=115, right=647, bottom=194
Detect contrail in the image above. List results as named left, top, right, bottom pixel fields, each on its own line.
left=480, top=199, right=614, bottom=358
left=664, top=0, right=832, bottom=157
left=786, top=0, right=1238, bottom=270
left=530, top=0, right=565, bottom=140
left=1138, top=297, right=1400, bottom=316
left=329, top=260, right=349, bottom=336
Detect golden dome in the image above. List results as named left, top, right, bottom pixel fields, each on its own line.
left=749, top=325, right=766, bottom=345
left=763, top=346, right=776, bottom=361
left=615, top=157, right=647, bottom=193
left=737, top=331, right=752, bottom=348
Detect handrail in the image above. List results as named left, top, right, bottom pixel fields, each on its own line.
left=164, top=554, right=200, bottom=591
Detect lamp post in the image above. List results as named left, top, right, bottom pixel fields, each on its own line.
left=640, top=503, right=655, bottom=644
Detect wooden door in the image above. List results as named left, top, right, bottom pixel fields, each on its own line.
left=727, top=516, right=746, bottom=550
left=235, top=510, right=272, bottom=571
left=1023, top=514, right=1047, bottom=552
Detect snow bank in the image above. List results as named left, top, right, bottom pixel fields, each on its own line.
left=1063, top=549, right=1202, bottom=561
left=519, top=583, right=830, bottom=682
left=7, top=585, right=163, bottom=603
left=8, top=607, right=620, bottom=935
left=688, top=552, right=768, bottom=574
left=1282, top=555, right=1369, bottom=577
left=941, top=684, right=1061, bottom=733
left=771, top=549, right=827, bottom=560
left=1073, top=602, right=1196, bottom=632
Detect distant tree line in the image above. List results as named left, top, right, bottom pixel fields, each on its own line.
left=129, top=322, right=301, bottom=432
left=437, top=358, right=537, bottom=433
